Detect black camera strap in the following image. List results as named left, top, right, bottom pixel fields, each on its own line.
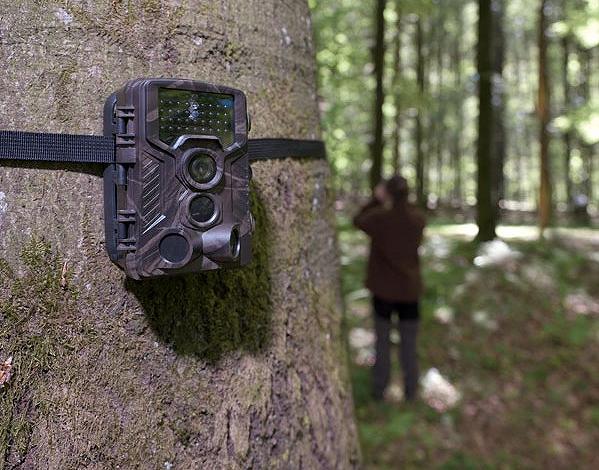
left=247, top=138, right=326, bottom=161
left=0, top=130, right=326, bottom=165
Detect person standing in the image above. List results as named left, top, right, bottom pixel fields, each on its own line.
left=353, top=175, right=426, bottom=401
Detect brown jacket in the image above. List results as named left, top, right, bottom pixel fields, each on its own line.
left=353, top=199, right=426, bottom=302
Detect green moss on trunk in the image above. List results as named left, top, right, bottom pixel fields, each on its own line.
left=0, top=239, right=76, bottom=469
left=127, top=190, right=272, bottom=362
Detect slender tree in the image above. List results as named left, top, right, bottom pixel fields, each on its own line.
left=580, top=47, right=594, bottom=205
left=415, top=17, right=426, bottom=207
left=476, top=0, right=498, bottom=240
left=392, top=3, right=403, bottom=173
left=452, top=7, right=464, bottom=205
left=492, top=0, right=506, bottom=213
left=434, top=9, right=447, bottom=200
left=513, top=47, right=523, bottom=202
left=538, top=0, right=552, bottom=234
left=371, top=0, right=387, bottom=189
left=562, top=34, right=573, bottom=206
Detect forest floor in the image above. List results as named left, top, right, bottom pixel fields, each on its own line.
left=339, top=218, right=599, bottom=469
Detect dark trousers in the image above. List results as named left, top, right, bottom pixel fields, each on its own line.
left=372, top=297, right=420, bottom=401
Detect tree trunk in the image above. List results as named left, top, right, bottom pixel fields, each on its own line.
left=0, top=2, right=360, bottom=469
left=392, top=5, right=402, bottom=174
left=562, top=35, right=573, bottom=206
left=452, top=10, right=464, bottom=206
left=492, top=0, right=506, bottom=215
left=435, top=10, right=445, bottom=200
left=538, top=0, right=552, bottom=234
left=580, top=47, right=594, bottom=206
left=588, top=148, right=594, bottom=203
left=513, top=28, right=524, bottom=203
left=371, top=0, right=387, bottom=189
left=415, top=17, right=426, bottom=207
left=476, top=0, right=497, bottom=241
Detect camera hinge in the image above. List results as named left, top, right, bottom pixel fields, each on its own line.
left=115, top=209, right=137, bottom=254
left=115, top=106, right=136, bottom=164
left=116, top=237, right=137, bottom=254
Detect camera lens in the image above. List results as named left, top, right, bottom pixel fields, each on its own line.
left=190, top=195, right=216, bottom=224
left=188, top=153, right=217, bottom=184
left=230, top=228, right=240, bottom=258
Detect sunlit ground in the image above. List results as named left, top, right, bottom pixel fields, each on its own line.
left=433, top=223, right=599, bottom=242
left=340, top=220, right=599, bottom=469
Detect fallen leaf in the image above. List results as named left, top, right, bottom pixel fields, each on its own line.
left=60, top=261, right=68, bottom=288
left=0, top=356, right=13, bottom=388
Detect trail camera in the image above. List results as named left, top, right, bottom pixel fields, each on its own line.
left=103, top=79, right=252, bottom=279
left=0, top=77, right=326, bottom=280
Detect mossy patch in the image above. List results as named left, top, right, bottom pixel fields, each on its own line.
left=128, top=189, right=273, bottom=362
left=0, top=238, right=76, bottom=469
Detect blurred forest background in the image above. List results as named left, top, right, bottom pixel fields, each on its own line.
left=309, top=0, right=599, bottom=468
left=311, top=0, right=598, bottom=232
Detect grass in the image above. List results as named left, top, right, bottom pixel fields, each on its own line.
left=340, top=218, right=599, bottom=469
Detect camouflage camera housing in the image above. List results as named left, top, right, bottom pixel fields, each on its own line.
left=103, top=78, right=253, bottom=280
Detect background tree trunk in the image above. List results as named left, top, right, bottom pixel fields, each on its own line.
left=579, top=47, right=594, bottom=207
left=415, top=17, right=426, bottom=207
left=434, top=9, right=446, bottom=200
left=0, top=1, right=360, bottom=469
left=562, top=35, right=573, bottom=207
left=392, top=4, right=402, bottom=174
left=492, top=0, right=506, bottom=216
left=452, top=9, right=464, bottom=206
left=476, top=0, right=498, bottom=240
left=538, top=0, right=552, bottom=234
left=370, top=0, right=387, bottom=189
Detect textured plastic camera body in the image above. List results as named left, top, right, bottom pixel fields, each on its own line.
left=103, top=78, right=252, bottom=280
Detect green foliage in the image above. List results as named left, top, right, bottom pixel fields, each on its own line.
left=311, top=0, right=599, bottom=210
left=439, top=453, right=494, bottom=470
left=557, top=0, right=599, bottom=48
left=310, top=0, right=375, bottom=192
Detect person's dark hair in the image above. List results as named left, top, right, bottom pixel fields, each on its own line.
left=385, top=175, right=409, bottom=205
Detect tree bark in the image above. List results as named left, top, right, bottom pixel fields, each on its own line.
left=371, top=0, right=387, bottom=189
left=538, top=0, right=552, bottom=234
left=0, top=1, right=360, bottom=469
left=476, top=0, right=498, bottom=241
